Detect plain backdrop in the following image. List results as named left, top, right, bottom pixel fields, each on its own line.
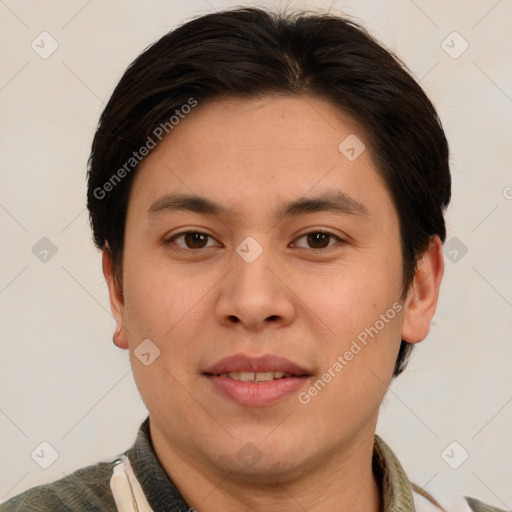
left=1, top=0, right=511, bottom=508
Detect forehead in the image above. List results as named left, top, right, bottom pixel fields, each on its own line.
left=128, top=95, right=394, bottom=223
left=162, top=94, right=367, bottom=159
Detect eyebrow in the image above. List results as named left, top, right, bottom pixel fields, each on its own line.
left=147, top=191, right=369, bottom=218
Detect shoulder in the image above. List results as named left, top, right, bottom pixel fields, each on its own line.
left=0, top=460, right=117, bottom=512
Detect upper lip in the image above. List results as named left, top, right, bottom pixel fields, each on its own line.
left=204, top=353, right=311, bottom=376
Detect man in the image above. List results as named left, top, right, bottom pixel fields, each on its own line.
left=1, top=6, right=505, bottom=512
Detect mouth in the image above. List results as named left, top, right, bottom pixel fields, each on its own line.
left=203, top=354, right=312, bottom=406
left=213, top=371, right=299, bottom=382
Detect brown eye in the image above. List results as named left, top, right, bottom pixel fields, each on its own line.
left=169, top=232, right=216, bottom=249
left=294, top=231, right=341, bottom=249
left=184, top=232, right=208, bottom=248
left=307, top=233, right=330, bottom=248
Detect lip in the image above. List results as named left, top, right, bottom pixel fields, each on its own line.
left=203, top=353, right=312, bottom=407
left=204, top=353, right=310, bottom=376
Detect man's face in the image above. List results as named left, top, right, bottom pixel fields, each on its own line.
left=111, top=95, right=410, bottom=479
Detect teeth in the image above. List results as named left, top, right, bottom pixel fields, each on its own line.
left=240, top=371, right=259, bottom=382
left=218, top=371, right=291, bottom=382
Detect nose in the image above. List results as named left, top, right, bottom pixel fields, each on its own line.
left=215, top=240, right=296, bottom=331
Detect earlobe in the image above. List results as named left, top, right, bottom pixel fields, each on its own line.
left=102, top=246, right=129, bottom=349
left=401, top=236, right=444, bottom=344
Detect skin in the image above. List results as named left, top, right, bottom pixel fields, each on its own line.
left=103, top=95, right=444, bottom=512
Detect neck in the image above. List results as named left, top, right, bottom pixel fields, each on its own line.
left=150, top=424, right=382, bottom=512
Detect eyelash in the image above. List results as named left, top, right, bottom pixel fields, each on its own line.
left=165, top=230, right=344, bottom=251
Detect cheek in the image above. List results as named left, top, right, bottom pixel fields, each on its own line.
left=305, top=250, right=404, bottom=394
left=311, top=256, right=402, bottom=340
left=121, top=257, right=216, bottom=374
left=122, top=254, right=191, bottom=336
left=301, top=305, right=403, bottom=436
left=122, top=270, right=205, bottom=409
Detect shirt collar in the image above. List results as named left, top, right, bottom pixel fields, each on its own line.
left=126, top=417, right=188, bottom=511
left=126, top=417, right=416, bottom=511
left=373, top=434, right=416, bottom=511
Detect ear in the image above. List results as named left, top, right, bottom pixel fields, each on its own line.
left=102, top=245, right=129, bottom=349
left=401, top=235, right=444, bottom=344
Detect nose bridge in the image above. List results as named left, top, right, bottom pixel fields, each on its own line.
left=233, top=235, right=279, bottom=301
left=215, top=235, right=295, bottom=328
left=234, top=239, right=275, bottom=293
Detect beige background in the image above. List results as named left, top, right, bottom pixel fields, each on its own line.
left=1, top=0, right=511, bottom=508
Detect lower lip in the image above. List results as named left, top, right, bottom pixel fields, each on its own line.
left=205, top=375, right=309, bottom=406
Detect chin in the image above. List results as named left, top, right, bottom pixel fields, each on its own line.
left=198, top=436, right=313, bottom=484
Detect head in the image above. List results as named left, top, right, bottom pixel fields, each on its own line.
left=87, top=7, right=449, bottom=482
